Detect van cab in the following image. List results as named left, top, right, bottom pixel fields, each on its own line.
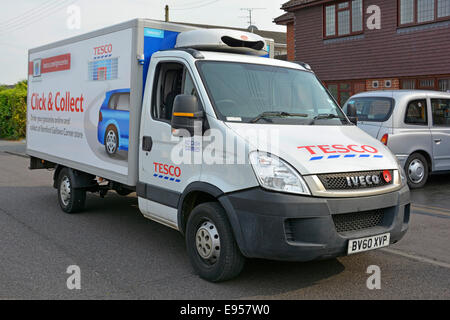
left=344, top=90, right=450, bottom=188
left=138, top=49, right=410, bottom=281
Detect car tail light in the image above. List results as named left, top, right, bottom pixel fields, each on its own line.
left=381, top=134, right=388, bottom=145
left=99, top=111, right=103, bottom=122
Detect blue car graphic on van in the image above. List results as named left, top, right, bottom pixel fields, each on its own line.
left=98, top=89, right=130, bottom=156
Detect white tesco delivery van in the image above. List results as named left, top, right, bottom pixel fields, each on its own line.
left=27, top=19, right=410, bottom=282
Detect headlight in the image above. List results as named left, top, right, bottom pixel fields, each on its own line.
left=249, top=151, right=311, bottom=195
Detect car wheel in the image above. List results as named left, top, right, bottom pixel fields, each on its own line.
left=57, top=168, right=86, bottom=213
left=105, top=125, right=119, bottom=156
left=185, top=202, right=245, bottom=282
left=405, top=153, right=429, bottom=189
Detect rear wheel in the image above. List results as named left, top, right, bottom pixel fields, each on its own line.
left=57, top=168, right=86, bottom=213
left=105, top=125, right=119, bottom=156
left=185, top=202, right=245, bottom=282
left=405, top=153, right=429, bottom=189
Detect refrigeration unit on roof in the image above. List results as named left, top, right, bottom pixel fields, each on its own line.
left=175, top=29, right=268, bottom=56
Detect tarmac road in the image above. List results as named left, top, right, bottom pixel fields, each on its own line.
left=0, top=140, right=449, bottom=299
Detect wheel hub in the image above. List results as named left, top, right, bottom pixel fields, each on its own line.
left=408, top=159, right=425, bottom=183
left=60, top=176, right=71, bottom=206
left=106, top=130, right=117, bottom=153
left=195, top=221, right=220, bottom=263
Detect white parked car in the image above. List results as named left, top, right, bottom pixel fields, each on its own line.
left=344, top=90, right=450, bottom=188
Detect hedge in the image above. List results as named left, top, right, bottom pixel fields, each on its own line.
left=0, top=81, right=27, bottom=139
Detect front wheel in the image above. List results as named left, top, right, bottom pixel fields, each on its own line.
left=185, top=202, right=245, bottom=282
left=405, top=153, right=429, bottom=189
left=57, top=168, right=86, bottom=213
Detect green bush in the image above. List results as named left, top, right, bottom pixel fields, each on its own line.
left=0, top=80, right=27, bottom=139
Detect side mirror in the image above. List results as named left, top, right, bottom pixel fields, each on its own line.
left=171, top=94, right=204, bottom=137
left=346, top=104, right=358, bottom=125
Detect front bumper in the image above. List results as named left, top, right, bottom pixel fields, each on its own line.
left=219, top=185, right=410, bottom=261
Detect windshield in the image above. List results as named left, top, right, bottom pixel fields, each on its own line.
left=197, top=61, right=349, bottom=125
left=344, top=97, right=394, bottom=122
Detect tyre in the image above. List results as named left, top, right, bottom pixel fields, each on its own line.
left=185, top=202, right=245, bottom=282
left=405, top=153, right=429, bottom=189
left=115, top=187, right=132, bottom=196
left=104, top=125, right=119, bottom=156
left=57, top=168, right=86, bottom=213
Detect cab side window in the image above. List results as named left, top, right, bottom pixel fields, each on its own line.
left=152, top=62, right=200, bottom=122
left=405, top=99, right=428, bottom=125
left=431, top=99, right=450, bottom=127
left=152, top=63, right=183, bottom=122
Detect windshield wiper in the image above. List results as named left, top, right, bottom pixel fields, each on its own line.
left=250, top=111, right=308, bottom=123
left=308, top=113, right=342, bottom=125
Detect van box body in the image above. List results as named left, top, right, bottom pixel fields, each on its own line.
left=27, top=19, right=274, bottom=186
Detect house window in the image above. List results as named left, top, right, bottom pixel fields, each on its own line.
left=324, top=0, right=363, bottom=38
left=399, top=0, right=450, bottom=26
left=400, top=0, right=415, bottom=24
left=418, top=0, right=435, bottom=22
left=327, top=84, right=339, bottom=100
left=419, top=78, right=435, bottom=88
left=439, top=79, right=450, bottom=91
left=339, top=83, right=352, bottom=105
left=401, top=79, right=416, bottom=89
left=438, top=0, right=450, bottom=17
left=326, top=81, right=366, bottom=106
left=325, top=6, right=336, bottom=36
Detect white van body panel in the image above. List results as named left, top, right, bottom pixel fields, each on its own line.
left=199, top=117, right=260, bottom=193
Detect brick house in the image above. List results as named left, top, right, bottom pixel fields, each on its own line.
left=274, top=0, right=450, bottom=105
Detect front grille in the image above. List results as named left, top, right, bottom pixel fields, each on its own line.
left=332, top=210, right=384, bottom=233
left=318, top=170, right=392, bottom=190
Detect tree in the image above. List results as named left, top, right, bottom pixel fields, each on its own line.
left=0, top=80, right=27, bottom=139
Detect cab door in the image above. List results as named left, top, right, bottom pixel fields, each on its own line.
left=139, top=57, right=204, bottom=228
left=430, top=97, right=450, bottom=171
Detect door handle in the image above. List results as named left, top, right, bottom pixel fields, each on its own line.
left=142, top=136, right=153, bottom=152
left=434, top=139, right=442, bottom=143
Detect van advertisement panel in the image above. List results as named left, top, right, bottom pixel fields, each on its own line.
left=27, top=28, right=132, bottom=176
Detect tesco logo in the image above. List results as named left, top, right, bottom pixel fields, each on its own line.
left=298, top=144, right=379, bottom=155
left=93, top=44, right=112, bottom=56
left=153, top=162, right=181, bottom=177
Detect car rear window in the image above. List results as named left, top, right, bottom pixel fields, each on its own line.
left=345, top=97, right=394, bottom=122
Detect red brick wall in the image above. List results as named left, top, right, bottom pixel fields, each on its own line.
left=366, top=78, right=400, bottom=91
left=293, top=0, right=450, bottom=81
left=286, top=22, right=295, bottom=61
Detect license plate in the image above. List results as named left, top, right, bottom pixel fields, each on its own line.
left=347, top=233, right=390, bottom=255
